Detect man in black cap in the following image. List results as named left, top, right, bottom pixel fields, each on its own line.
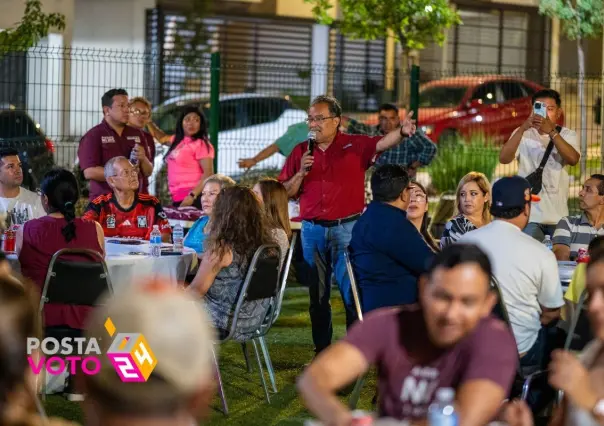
left=459, top=176, right=564, bottom=372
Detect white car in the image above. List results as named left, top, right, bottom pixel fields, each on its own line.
left=148, top=93, right=307, bottom=194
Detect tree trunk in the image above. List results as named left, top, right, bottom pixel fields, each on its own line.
left=577, top=38, right=587, bottom=179
left=397, top=47, right=409, bottom=107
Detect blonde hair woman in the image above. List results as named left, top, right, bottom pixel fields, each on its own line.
left=440, top=172, right=492, bottom=248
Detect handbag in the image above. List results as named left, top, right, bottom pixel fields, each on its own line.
left=525, top=125, right=562, bottom=195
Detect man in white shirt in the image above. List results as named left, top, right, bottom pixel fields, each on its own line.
left=0, top=148, right=44, bottom=228
left=459, top=176, right=564, bottom=371
left=499, top=89, right=580, bottom=242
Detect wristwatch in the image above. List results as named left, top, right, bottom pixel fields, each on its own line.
left=549, top=130, right=559, bottom=139
left=399, top=127, right=409, bottom=138
left=593, top=398, right=604, bottom=417
left=189, top=191, right=197, bottom=199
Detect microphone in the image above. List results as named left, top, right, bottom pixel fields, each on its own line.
left=306, top=131, right=316, bottom=172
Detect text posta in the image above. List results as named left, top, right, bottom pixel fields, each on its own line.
left=27, top=337, right=103, bottom=376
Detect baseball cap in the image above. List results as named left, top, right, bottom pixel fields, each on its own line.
left=490, top=176, right=540, bottom=215
left=84, top=278, right=216, bottom=403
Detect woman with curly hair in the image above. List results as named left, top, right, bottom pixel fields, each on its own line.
left=188, top=185, right=277, bottom=340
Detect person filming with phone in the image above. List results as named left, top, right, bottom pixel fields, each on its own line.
left=278, top=95, right=416, bottom=355
left=500, top=89, right=580, bottom=242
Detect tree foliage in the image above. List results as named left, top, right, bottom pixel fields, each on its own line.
left=0, top=0, right=65, bottom=51
left=539, top=0, right=604, bottom=41
left=166, top=0, right=211, bottom=70
left=303, top=0, right=461, bottom=53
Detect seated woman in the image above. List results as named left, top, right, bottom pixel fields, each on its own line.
left=406, top=181, right=439, bottom=252
left=184, top=174, right=235, bottom=254
left=188, top=186, right=277, bottom=341
left=440, top=171, right=492, bottom=249
left=0, top=276, right=79, bottom=425
left=147, top=106, right=215, bottom=208
left=252, top=178, right=291, bottom=264
left=17, top=168, right=105, bottom=324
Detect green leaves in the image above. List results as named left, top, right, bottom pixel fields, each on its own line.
left=304, top=0, right=461, bottom=53
left=0, top=0, right=65, bottom=53
left=539, top=0, right=604, bottom=40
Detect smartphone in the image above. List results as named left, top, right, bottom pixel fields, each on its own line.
left=533, top=101, right=547, bottom=118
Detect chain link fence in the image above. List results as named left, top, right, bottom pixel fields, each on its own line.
left=0, top=45, right=602, bottom=217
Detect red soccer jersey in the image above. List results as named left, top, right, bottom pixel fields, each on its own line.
left=83, top=192, right=172, bottom=240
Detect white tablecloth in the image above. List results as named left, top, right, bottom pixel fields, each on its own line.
left=8, top=238, right=197, bottom=293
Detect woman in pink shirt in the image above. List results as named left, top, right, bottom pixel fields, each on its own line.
left=148, top=106, right=215, bottom=208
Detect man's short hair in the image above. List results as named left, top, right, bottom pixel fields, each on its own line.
left=379, top=103, right=399, bottom=114
left=492, top=206, right=525, bottom=220
left=427, top=243, right=492, bottom=282
left=129, top=96, right=152, bottom=110
left=0, top=148, right=19, bottom=163
left=371, top=164, right=409, bottom=203
left=532, top=89, right=561, bottom=107
left=590, top=174, right=604, bottom=196
left=102, top=88, right=129, bottom=109
left=589, top=235, right=604, bottom=255
left=310, top=95, right=342, bottom=118
left=104, top=156, right=128, bottom=180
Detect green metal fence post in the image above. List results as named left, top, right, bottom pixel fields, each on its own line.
left=409, top=65, right=420, bottom=122
left=210, top=51, right=221, bottom=173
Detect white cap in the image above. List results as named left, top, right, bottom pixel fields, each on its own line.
left=85, top=278, right=216, bottom=400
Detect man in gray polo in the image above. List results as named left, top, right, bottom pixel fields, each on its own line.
left=553, top=174, right=604, bottom=261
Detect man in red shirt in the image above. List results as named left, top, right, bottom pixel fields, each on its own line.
left=278, top=95, right=416, bottom=353
left=298, top=244, right=518, bottom=425
left=78, top=88, right=155, bottom=200
left=83, top=156, right=171, bottom=242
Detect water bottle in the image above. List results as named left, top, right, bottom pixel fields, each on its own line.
left=150, top=225, right=161, bottom=257
left=172, top=223, right=184, bottom=253
left=428, top=388, right=458, bottom=426
left=130, top=141, right=140, bottom=166
left=543, top=235, right=553, bottom=251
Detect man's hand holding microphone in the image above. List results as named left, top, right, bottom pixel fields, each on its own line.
left=299, top=131, right=316, bottom=177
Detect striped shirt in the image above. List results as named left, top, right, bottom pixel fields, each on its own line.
left=440, top=214, right=478, bottom=249
left=552, top=213, right=604, bottom=260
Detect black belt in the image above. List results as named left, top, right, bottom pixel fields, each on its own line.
left=307, top=214, right=361, bottom=228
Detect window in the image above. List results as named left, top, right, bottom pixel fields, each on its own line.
left=218, top=101, right=244, bottom=132
left=0, top=112, right=40, bottom=139
left=471, top=83, right=500, bottom=105
left=520, top=83, right=536, bottom=97
left=245, top=98, right=289, bottom=126
left=499, top=81, right=526, bottom=101
left=419, top=86, right=469, bottom=108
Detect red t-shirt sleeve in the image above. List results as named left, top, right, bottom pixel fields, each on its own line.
left=154, top=202, right=172, bottom=236
left=278, top=142, right=306, bottom=183
left=353, top=134, right=382, bottom=169
left=343, top=309, right=395, bottom=364
left=78, top=129, right=102, bottom=170
left=460, top=319, right=518, bottom=392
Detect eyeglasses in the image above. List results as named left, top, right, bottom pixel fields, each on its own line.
left=410, top=191, right=427, bottom=201
left=305, top=115, right=336, bottom=124
left=130, top=108, right=150, bottom=117
left=115, top=169, right=139, bottom=178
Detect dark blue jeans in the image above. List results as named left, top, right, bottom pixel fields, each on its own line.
left=523, top=223, right=557, bottom=243
left=301, top=220, right=357, bottom=353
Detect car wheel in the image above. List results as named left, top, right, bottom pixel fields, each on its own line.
left=438, top=129, right=459, bottom=147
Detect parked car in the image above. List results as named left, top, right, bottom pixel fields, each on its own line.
left=148, top=93, right=307, bottom=194
left=417, top=76, right=563, bottom=144
left=0, top=106, right=55, bottom=191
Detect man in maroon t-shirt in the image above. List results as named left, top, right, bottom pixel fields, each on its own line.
left=78, top=88, right=155, bottom=200
left=278, top=95, right=416, bottom=354
left=298, top=244, right=518, bottom=426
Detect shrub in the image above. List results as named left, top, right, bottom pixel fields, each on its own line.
left=427, top=133, right=500, bottom=193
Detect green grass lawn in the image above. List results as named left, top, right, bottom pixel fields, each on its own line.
left=44, top=287, right=377, bottom=425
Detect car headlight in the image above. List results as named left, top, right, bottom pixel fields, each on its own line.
left=420, top=125, right=434, bottom=136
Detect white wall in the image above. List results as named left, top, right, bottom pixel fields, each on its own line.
left=69, top=0, right=155, bottom=138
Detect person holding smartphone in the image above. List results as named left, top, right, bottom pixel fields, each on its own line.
left=499, top=89, right=580, bottom=242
